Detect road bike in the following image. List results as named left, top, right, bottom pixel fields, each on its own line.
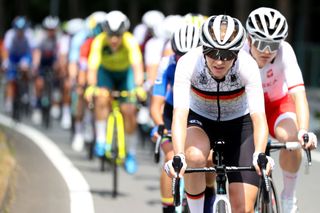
left=254, top=134, right=312, bottom=213
left=98, top=90, right=128, bottom=198
left=12, top=66, right=30, bottom=122
left=40, top=66, right=54, bottom=129
left=172, top=140, right=269, bottom=213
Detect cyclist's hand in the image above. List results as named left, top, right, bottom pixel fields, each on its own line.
left=298, top=129, right=317, bottom=150
left=84, top=85, right=96, bottom=103
left=150, top=125, right=166, bottom=142
left=253, top=152, right=274, bottom=176
left=164, top=153, right=187, bottom=178
left=135, top=86, right=147, bottom=102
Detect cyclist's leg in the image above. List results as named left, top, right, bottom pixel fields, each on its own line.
left=118, top=68, right=139, bottom=174
left=94, top=67, right=112, bottom=156
left=224, top=114, right=259, bottom=213
left=161, top=140, right=175, bottom=213
left=71, top=70, right=86, bottom=151
left=204, top=152, right=216, bottom=213
left=32, top=72, right=44, bottom=125
left=266, top=96, right=301, bottom=211
left=4, top=61, right=16, bottom=113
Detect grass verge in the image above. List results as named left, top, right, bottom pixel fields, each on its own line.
left=0, top=131, right=15, bottom=211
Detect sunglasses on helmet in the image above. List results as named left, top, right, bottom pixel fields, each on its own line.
left=204, top=47, right=238, bottom=61
left=251, top=36, right=281, bottom=53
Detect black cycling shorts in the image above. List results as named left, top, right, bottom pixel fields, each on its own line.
left=187, top=110, right=259, bottom=187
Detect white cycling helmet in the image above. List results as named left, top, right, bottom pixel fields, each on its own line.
left=42, top=16, right=60, bottom=30
left=246, top=7, right=288, bottom=41
left=200, top=15, right=246, bottom=51
left=155, top=15, right=184, bottom=40
left=171, top=24, right=200, bottom=55
left=102, top=10, right=130, bottom=36
left=142, top=10, right=165, bottom=29
left=86, top=11, right=107, bottom=30
left=65, top=18, right=85, bottom=35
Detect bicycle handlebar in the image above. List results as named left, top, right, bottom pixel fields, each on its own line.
left=257, top=153, right=270, bottom=192
left=172, top=156, right=183, bottom=206
left=267, top=133, right=312, bottom=166
left=303, top=134, right=312, bottom=166
left=154, top=125, right=165, bottom=163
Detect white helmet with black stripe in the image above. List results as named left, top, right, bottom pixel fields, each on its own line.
left=171, top=24, right=200, bottom=55
left=200, top=15, right=246, bottom=51
left=246, top=7, right=288, bottom=41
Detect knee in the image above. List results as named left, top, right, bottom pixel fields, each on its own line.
left=186, top=147, right=207, bottom=167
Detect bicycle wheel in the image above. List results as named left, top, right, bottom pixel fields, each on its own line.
left=214, top=199, right=232, bottom=213
left=111, top=117, right=119, bottom=198
left=255, top=177, right=280, bottom=213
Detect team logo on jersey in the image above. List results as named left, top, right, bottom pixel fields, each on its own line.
left=199, top=68, right=208, bottom=84
left=189, top=119, right=202, bottom=126
left=267, top=69, right=273, bottom=78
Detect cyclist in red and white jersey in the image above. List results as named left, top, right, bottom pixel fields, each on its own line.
left=244, top=7, right=317, bottom=213
left=164, top=15, right=274, bottom=213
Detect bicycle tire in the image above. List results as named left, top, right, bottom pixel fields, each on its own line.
left=255, top=177, right=280, bottom=213
left=111, top=114, right=119, bottom=198
left=215, top=200, right=231, bottom=213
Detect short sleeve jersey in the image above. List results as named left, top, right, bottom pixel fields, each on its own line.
left=173, top=46, right=265, bottom=121
left=88, top=31, right=143, bottom=71
left=152, top=55, right=176, bottom=105
left=243, top=40, right=305, bottom=103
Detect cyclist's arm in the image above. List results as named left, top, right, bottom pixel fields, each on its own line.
left=172, top=107, right=189, bottom=155
left=126, top=32, right=144, bottom=86
left=290, top=90, right=309, bottom=132
left=251, top=112, right=268, bottom=154
left=132, top=62, right=144, bottom=86
left=150, top=95, right=165, bottom=125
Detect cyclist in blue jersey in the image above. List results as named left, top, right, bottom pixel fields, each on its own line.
left=2, top=16, right=35, bottom=114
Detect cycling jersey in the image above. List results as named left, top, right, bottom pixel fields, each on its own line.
left=144, top=37, right=167, bottom=66
left=88, top=32, right=142, bottom=71
left=243, top=40, right=305, bottom=103
left=4, top=28, right=35, bottom=57
left=69, top=30, right=90, bottom=63
left=37, top=35, right=58, bottom=67
left=79, top=37, right=94, bottom=71
left=174, top=46, right=265, bottom=121
left=152, top=55, right=176, bottom=105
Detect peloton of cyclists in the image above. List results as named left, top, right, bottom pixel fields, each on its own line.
left=164, top=14, right=275, bottom=213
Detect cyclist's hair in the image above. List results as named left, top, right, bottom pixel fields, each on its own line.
left=200, top=15, right=246, bottom=51
left=12, top=16, right=29, bottom=30
left=246, top=7, right=288, bottom=41
left=42, top=16, right=60, bottom=30
left=102, top=10, right=130, bottom=36
left=171, top=24, right=200, bottom=55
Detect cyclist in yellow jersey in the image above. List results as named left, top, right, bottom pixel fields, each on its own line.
left=87, top=10, right=144, bottom=174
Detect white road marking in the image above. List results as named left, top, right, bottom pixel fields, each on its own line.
left=0, top=114, right=95, bottom=213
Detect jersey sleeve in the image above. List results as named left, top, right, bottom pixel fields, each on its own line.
left=173, top=52, right=194, bottom=109
left=88, top=33, right=105, bottom=70
left=123, top=32, right=143, bottom=65
left=239, top=50, right=265, bottom=115
left=281, top=42, right=305, bottom=93
left=153, top=56, right=170, bottom=97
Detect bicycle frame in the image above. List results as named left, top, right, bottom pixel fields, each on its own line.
left=106, top=98, right=126, bottom=161
left=174, top=140, right=256, bottom=213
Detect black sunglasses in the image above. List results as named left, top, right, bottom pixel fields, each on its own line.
left=204, top=48, right=238, bottom=61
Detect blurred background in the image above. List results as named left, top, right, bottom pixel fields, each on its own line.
left=0, top=0, right=319, bottom=87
